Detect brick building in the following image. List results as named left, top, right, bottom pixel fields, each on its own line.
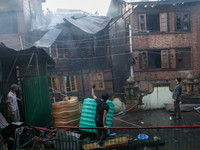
left=0, top=0, right=45, bottom=50
left=35, top=16, right=114, bottom=98
left=108, top=0, right=200, bottom=93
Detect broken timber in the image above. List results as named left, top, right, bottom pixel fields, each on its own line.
left=82, top=136, right=128, bottom=150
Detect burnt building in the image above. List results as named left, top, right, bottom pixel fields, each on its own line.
left=35, top=16, right=114, bottom=98
left=108, top=0, right=200, bottom=93
left=0, top=0, right=45, bottom=50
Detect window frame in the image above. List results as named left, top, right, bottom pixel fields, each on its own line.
left=90, top=72, right=105, bottom=90
left=160, top=13, right=168, bottom=32
left=141, top=49, right=191, bottom=70
left=50, top=76, right=61, bottom=93
left=139, top=13, right=168, bottom=32
left=49, top=75, right=78, bottom=93
left=161, top=50, right=169, bottom=69
left=169, top=49, right=176, bottom=68
left=142, top=51, right=148, bottom=69
left=176, top=49, right=191, bottom=68
left=139, top=14, right=147, bottom=32
left=175, top=12, right=190, bottom=31
left=69, top=75, right=78, bottom=92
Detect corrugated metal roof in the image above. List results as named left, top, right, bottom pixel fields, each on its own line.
left=0, top=43, right=55, bottom=66
left=34, top=28, right=62, bottom=48
left=63, top=16, right=112, bottom=34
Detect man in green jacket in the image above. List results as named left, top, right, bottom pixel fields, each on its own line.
left=171, top=77, right=182, bottom=119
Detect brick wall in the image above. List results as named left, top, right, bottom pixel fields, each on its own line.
left=110, top=2, right=200, bottom=93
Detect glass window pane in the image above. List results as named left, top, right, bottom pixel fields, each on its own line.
left=183, top=18, right=188, bottom=22
left=161, top=18, right=166, bottom=22
left=72, top=85, right=75, bottom=91
left=178, top=63, right=182, bottom=67
left=71, top=76, right=74, bottom=82
left=99, top=81, right=103, bottom=88
left=178, top=58, right=182, bottom=62
left=162, top=23, right=166, bottom=26
left=98, top=74, right=102, bottom=80
left=66, top=76, right=70, bottom=92
left=162, top=27, right=166, bottom=30
left=184, top=13, right=188, bottom=18
left=161, top=14, right=166, bottom=18
left=92, top=75, right=96, bottom=82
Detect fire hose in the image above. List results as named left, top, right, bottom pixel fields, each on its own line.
left=113, top=98, right=140, bottom=117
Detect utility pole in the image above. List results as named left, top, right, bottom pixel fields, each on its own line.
left=129, top=24, right=134, bottom=78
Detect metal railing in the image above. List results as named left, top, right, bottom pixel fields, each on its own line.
left=54, top=126, right=200, bottom=150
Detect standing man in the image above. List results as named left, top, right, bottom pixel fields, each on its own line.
left=171, top=77, right=182, bottom=119
left=92, top=84, right=109, bottom=148
left=7, top=84, right=20, bottom=122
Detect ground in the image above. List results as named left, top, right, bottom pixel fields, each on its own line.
left=112, top=109, right=200, bottom=127
left=110, top=109, right=200, bottom=150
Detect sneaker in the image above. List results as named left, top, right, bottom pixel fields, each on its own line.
left=96, top=144, right=105, bottom=149
left=96, top=144, right=101, bottom=148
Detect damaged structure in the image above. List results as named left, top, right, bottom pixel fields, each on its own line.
left=34, top=15, right=114, bottom=98
left=0, top=43, right=55, bottom=126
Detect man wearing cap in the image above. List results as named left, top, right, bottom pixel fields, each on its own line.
left=7, top=84, right=20, bottom=122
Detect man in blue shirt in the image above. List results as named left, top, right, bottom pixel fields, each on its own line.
left=171, top=77, right=182, bottom=119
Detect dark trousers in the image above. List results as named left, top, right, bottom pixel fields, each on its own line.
left=174, top=100, right=181, bottom=117
left=95, top=119, right=107, bottom=146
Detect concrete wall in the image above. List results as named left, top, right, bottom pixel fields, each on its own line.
left=139, top=84, right=173, bottom=110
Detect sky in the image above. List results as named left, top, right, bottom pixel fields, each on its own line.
left=42, top=0, right=111, bottom=16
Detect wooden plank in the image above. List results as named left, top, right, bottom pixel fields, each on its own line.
left=82, top=136, right=128, bottom=150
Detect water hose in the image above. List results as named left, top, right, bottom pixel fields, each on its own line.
left=113, top=98, right=140, bottom=117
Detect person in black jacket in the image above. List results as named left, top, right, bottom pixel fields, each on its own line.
left=171, top=77, right=182, bottom=119
left=92, top=84, right=109, bottom=148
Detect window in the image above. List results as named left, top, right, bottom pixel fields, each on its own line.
left=160, top=13, right=168, bottom=31
left=142, top=51, right=148, bottom=69
left=0, top=12, right=18, bottom=34
left=125, top=16, right=130, bottom=43
left=139, top=14, right=147, bottom=31
left=49, top=76, right=61, bottom=93
left=64, top=75, right=77, bottom=92
left=141, top=49, right=190, bottom=69
left=161, top=50, right=169, bottom=68
left=49, top=75, right=77, bottom=93
left=176, top=50, right=191, bottom=68
left=139, top=13, right=168, bottom=32
left=175, top=12, right=189, bottom=31
left=90, top=73, right=105, bottom=90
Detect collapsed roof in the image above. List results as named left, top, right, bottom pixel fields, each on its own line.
left=63, top=16, right=112, bottom=34
left=0, top=43, right=55, bottom=66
